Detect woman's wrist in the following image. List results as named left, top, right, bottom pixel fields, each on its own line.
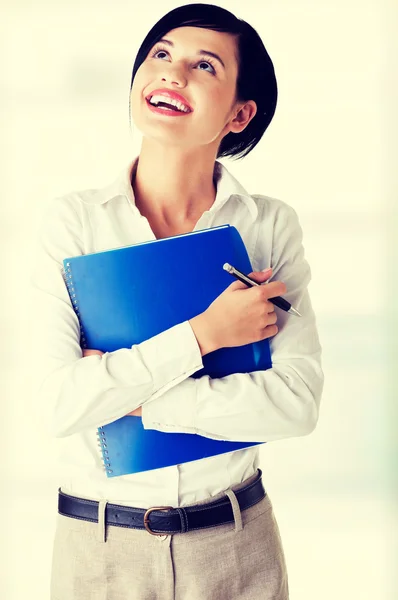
left=189, top=313, right=219, bottom=356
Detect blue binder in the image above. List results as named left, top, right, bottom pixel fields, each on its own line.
left=62, top=225, right=271, bottom=477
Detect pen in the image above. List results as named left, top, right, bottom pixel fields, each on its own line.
left=222, top=263, right=302, bottom=317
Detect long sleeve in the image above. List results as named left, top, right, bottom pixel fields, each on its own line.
left=141, top=203, right=324, bottom=442
left=29, top=196, right=204, bottom=438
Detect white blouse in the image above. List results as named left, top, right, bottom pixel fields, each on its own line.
left=29, top=156, right=324, bottom=508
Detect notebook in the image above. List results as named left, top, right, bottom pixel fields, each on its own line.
left=62, top=224, right=271, bottom=477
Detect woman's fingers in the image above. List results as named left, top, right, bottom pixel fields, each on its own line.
left=82, top=349, right=104, bottom=357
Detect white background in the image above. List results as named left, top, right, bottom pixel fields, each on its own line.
left=2, top=0, right=397, bottom=598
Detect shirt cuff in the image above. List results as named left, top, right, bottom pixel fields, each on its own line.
left=141, top=376, right=197, bottom=433
left=138, top=320, right=203, bottom=401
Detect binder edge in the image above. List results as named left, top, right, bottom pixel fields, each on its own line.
left=61, top=262, right=111, bottom=476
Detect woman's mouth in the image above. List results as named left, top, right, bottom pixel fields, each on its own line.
left=145, top=97, right=192, bottom=118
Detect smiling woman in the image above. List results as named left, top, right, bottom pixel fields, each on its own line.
left=129, top=5, right=277, bottom=162
left=126, top=8, right=277, bottom=234
left=30, top=3, right=324, bottom=600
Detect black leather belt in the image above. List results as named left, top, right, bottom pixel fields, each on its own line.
left=58, top=468, right=266, bottom=536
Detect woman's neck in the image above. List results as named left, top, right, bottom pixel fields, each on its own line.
left=132, top=141, right=218, bottom=226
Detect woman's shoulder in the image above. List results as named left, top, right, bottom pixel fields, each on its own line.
left=250, top=192, right=296, bottom=212
left=40, top=183, right=110, bottom=233
left=37, top=188, right=97, bottom=250
left=45, top=185, right=103, bottom=212
left=250, top=193, right=299, bottom=222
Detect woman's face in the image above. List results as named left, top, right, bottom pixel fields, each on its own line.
left=130, top=26, right=256, bottom=153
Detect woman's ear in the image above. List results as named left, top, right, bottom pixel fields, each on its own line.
left=229, top=100, right=257, bottom=134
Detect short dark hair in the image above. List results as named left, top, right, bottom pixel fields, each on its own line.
left=129, top=3, right=278, bottom=161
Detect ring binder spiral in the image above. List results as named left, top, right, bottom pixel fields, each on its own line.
left=97, top=426, right=113, bottom=475
left=62, top=224, right=272, bottom=476
left=62, top=264, right=112, bottom=474
left=61, top=263, right=87, bottom=350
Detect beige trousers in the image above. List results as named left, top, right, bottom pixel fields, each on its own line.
left=50, top=471, right=289, bottom=599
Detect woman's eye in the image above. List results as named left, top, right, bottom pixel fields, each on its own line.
left=197, top=61, right=214, bottom=73
left=154, top=50, right=168, bottom=60
left=151, top=49, right=215, bottom=74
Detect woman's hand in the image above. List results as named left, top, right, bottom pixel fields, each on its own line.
left=126, top=406, right=142, bottom=417
left=82, top=349, right=104, bottom=357
left=190, top=268, right=286, bottom=354
left=82, top=348, right=142, bottom=416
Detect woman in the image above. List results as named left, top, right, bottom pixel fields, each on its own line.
left=31, top=3, right=323, bottom=599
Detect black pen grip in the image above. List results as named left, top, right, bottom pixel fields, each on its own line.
left=228, top=269, right=292, bottom=313
left=269, top=295, right=291, bottom=311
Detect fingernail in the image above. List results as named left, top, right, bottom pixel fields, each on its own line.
left=261, top=267, right=272, bottom=273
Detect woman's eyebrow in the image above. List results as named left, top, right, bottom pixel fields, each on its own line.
left=157, top=38, right=226, bottom=69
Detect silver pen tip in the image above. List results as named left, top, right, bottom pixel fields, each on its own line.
left=289, top=307, right=302, bottom=317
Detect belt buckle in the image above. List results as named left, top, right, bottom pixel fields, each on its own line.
left=143, top=505, right=173, bottom=536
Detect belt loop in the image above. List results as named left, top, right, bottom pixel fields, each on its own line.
left=97, top=499, right=108, bottom=543
left=175, top=507, right=189, bottom=533
left=225, top=489, right=243, bottom=533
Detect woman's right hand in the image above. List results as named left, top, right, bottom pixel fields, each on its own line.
left=190, top=268, right=287, bottom=354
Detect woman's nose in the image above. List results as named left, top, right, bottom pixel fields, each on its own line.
left=160, top=63, right=188, bottom=87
